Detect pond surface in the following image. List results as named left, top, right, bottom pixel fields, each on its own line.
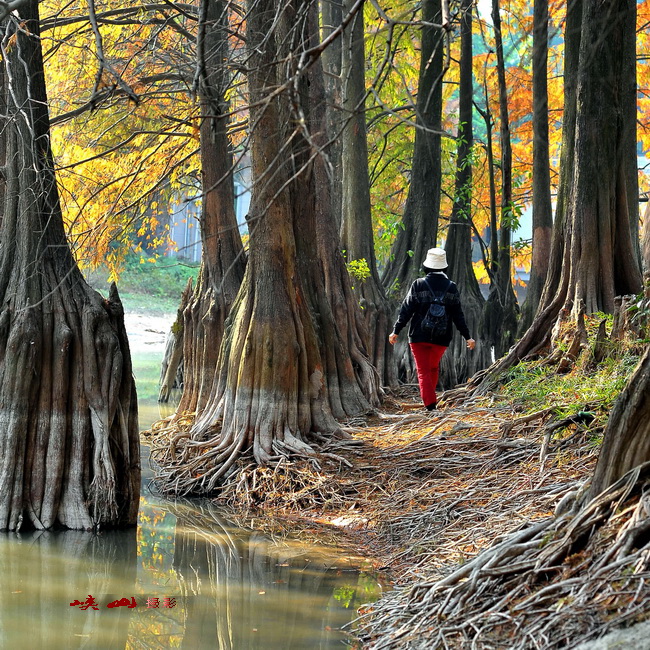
left=2, top=486, right=381, bottom=648
left=1, top=317, right=384, bottom=648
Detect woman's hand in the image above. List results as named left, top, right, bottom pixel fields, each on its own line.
left=467, top=338, right=476, bottom=350
left=389, top=333, right=398, bottom=345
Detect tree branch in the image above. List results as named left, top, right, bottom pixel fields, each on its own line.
left=86, top=0, right=139, bottom=106
left=0, top=0, right=30, bottom=21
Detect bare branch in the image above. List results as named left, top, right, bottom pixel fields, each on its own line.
left=0, top=0, right=30, bottom=22
left=86, top=0, right=139, bottom=106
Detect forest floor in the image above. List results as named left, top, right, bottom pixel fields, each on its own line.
left=220, top=385, right=599, bottom=572
left=206, top=370, right=648, bottom=649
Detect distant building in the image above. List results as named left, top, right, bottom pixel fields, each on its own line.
left=165, top=156, right=251, bottom=264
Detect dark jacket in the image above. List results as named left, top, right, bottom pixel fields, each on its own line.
left=392, top=272, right=472, bottom=346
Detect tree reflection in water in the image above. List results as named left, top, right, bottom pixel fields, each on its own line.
left=0, top=497, right=381, bottom=649
left=167, top=499, right=380, bottom=649
left=0, top=528, right=137, bottom=649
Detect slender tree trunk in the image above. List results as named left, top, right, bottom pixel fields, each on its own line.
left=441, top=0, right=491, bottom=387
left=380, top=0, right=445, bottom=383
left=340, top=0, right=395, bottom=387
left=381, top=0, right=444, bottom=293
left=475, top=95, right=499, bottom=282
left=153, top=0, right=379, bottom=495
left=518, top=0, right=553, bottom=333
left=483, top=0, right=519, bottom=359
left=171, top=0, right=246, bottom=416
left=320, top=0, right=344, bottom=230
left=0, top=3, right=139, bottom=530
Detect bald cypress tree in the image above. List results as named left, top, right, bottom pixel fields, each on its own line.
left=0, top=1, right=139, bottom=530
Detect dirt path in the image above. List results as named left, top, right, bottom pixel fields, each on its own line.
left=210, top=389, right=597, bottom=576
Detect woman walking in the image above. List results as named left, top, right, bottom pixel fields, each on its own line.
left=388, top=248, right=476, bottom=410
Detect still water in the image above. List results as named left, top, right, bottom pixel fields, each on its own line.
left=2, top=350, right=383, bottom=648
left=1, top=490, right=381, bottom=648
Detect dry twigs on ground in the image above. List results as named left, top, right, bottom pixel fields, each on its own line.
left=361, top=462, right=650, bottom=649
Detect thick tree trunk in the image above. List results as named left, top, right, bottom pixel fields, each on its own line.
left=172, top=0, right=246, bottom=417
left=483, top=0, right=519, bottom=359
left=152, top=0, right=378, bottom=494
left=561, top=0, right=641, bottom=313
left=381, top=0, right=444, bottom=294
left=468, top=0, right=642, bottom=391
left=589, top=347, right=650, bottom=497
left=339, top=0, right=395, bottom=387
left=309, top=7, right=384, bottom=405
left=518, top=0, right=553, bottom=333
left=441, top=0, right=491, bottom=388
left=158, top=281, right=191, bottom=403
left=0, top=4, right=139, bottom=530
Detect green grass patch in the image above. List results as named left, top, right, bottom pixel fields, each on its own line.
left=497, top=315, right=641, bottom=420
left=85, top=253, right=199, bottom=314
left=131, top=349, right=163, bottom=402
left=117, top=292, right=182, bottom=315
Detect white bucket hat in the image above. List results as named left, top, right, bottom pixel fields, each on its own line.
left=423, top=247, right=447, bottom=270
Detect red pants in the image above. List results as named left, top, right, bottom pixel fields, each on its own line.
left=409, top=342, right=447, bottom=407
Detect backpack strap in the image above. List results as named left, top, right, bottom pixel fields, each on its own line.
left=423, top=276, right=452, bottom=303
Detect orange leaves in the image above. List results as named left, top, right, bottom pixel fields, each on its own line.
left=637, top=0, right=650, bottom=159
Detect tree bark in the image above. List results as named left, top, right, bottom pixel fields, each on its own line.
left=152, top=0, right=379, bottom=495
left=518, top=0, right=553, bottom=333
left=380, top=0, right=444, bottom=294
left=482, top=0, right=519, bottom=359
left=172, top=0, right=246, bottom=418
left=0, top=3, right=139, bottom=530
left=158, top=280, right=191, bottom=403
left=339, top=0, right=395, bottom=387
left=308, top=6, right=384, bottom=407
left=441, top=0, right=491, bottom=387
left=589, top=347, right=650, bottom=497
left=320, top=0, right=344, bottom=230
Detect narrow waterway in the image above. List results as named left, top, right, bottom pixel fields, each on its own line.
left=0, top=313, right=384, bottom=649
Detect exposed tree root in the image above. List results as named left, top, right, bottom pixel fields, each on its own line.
left=362, top=462, right=650, bottom=649
left=146, top=411, right=368, bottom=498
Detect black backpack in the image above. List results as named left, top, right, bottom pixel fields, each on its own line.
left=421, top=277, right=451, bottom=338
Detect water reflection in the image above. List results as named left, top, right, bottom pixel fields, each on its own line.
left=0, top=528, right=137, bottom=649
left=137, top=396, right=179, bottom=432
left=167, top=500, right=377, bottom=649
left=0, top=486, right=382, bottom=648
